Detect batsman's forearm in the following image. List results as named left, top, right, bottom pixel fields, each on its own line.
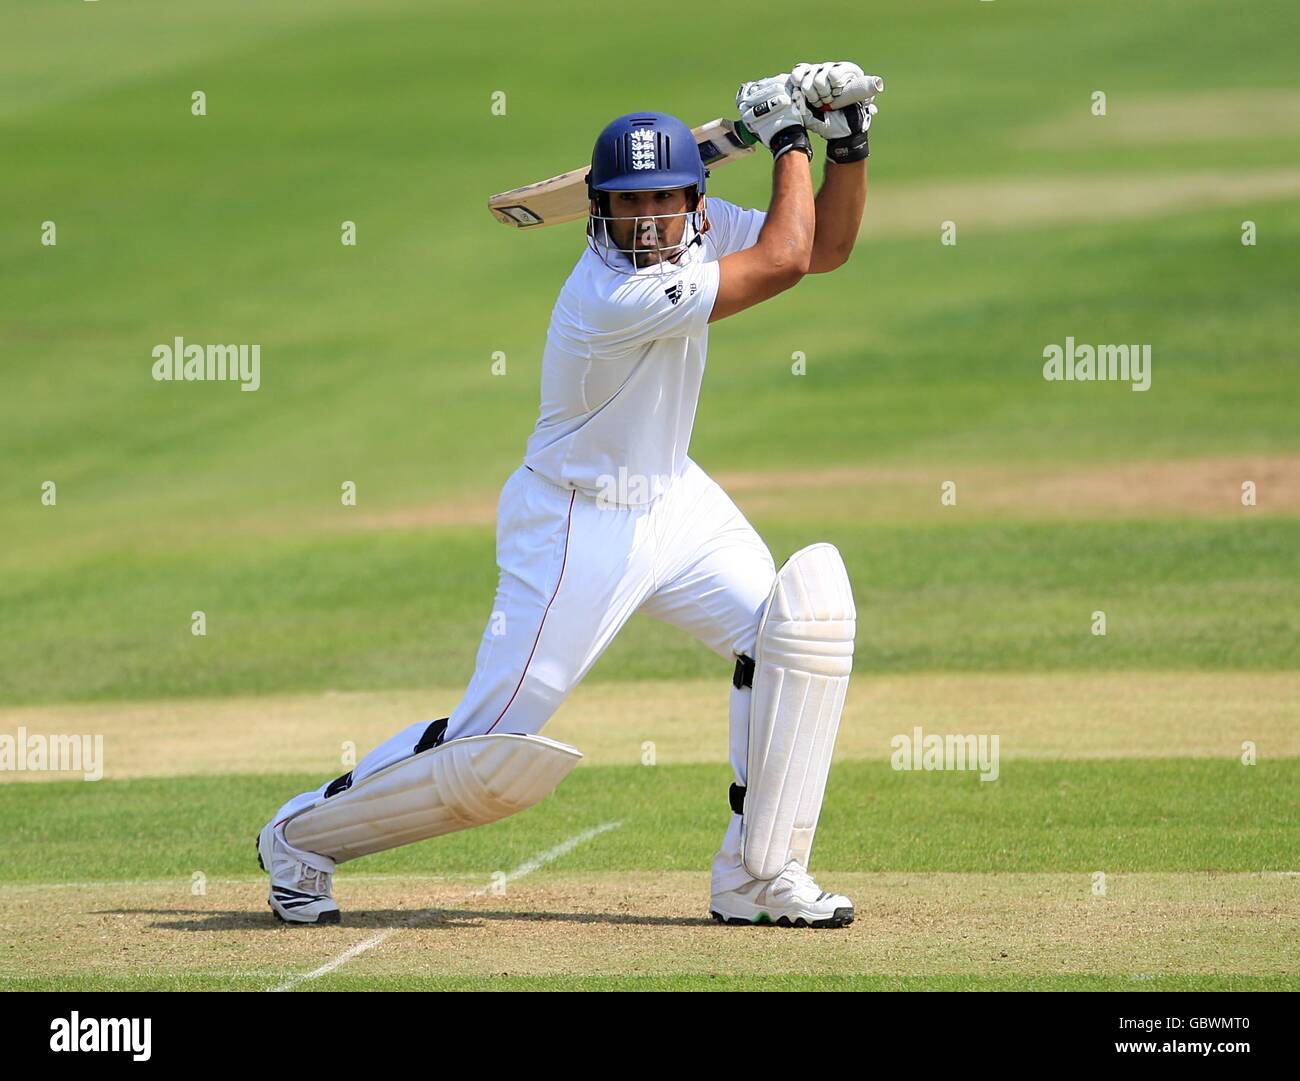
left=810, top=158, right=867, bottom=272
left=757, top=148, right=816, bottom=278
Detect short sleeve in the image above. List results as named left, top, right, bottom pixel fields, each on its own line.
left=584, top=258, right=720, bottom=351
left=707, top=196, right=767, bottom=258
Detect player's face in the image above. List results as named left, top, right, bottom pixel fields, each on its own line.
left=607, top=188, right=691, bottom=267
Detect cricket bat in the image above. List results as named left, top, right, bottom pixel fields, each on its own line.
left=488, top=118, right=758, bottom=229
left=488, top=74, right=884, bottom=229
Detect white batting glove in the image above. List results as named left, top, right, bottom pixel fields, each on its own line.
left=737, top=75, right=813, bottom=160
left=790, top=62, right=883, bottom=162
left=791, top=61, right=872, bottom=110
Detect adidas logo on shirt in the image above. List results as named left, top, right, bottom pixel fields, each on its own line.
left=664, top=281, right=697, bottom=306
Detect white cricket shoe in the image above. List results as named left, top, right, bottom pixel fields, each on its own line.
left=710, top=860, right=853, bottom=928
left=256, top=820, right=341, bottom=925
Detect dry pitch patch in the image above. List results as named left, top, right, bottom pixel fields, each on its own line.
left=1016, top=89, right=1300, bottom=147
left=718, top=456, right=1300, bottom=523
left=342, top=456, right=1300, bottom=533
left=1, top=671, right=1295, bottom=782
left=55, top=455, right=1293, bottom=557
left=0, top=872, right=1295, bottom=990
left=858, top=167, right=1300, bottom=238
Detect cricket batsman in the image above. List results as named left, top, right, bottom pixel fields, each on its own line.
left=258, top=62, right=881, bottom=928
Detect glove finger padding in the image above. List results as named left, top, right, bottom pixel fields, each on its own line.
left=792, top=61, right=872, bottom=110
left=737, top=75, right=809, bottom=158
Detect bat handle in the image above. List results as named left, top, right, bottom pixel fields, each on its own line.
left=797, top=73, right=884, bottom=113
left=732, top=105, right=830, bottom=148
left=735, top=72, right=881, bottom=141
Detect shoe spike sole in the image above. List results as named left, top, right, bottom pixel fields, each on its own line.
left=270, top=903, right=341, bottom=926
left=709, top=907, right=854, bottom=929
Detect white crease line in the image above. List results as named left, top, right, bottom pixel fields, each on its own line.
left=463, top=820, right=622, bottom=897
left=267, top=820, right=622, bottom=993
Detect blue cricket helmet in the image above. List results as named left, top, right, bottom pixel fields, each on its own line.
left=586, top=112, right=707, bottom=203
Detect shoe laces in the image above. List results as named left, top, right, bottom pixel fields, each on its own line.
left=778, top=860, right=821, bottom=897
left=298, top=864, right=332, bottom=896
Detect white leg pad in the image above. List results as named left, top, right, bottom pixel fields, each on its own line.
left=283, top=733, right=582, bottom=863
left=742, top=543, right=856, bottom=880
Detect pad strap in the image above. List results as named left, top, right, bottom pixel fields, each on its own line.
left=729, top=783, right=746, bottom=815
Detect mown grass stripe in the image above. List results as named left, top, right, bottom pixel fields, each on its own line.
left=0, top=760, right=1294, bottom=882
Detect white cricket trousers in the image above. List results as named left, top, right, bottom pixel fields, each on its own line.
left=272, top=457, right=775, bottom=892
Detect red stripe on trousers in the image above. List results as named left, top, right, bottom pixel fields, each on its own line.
left=486, top=487, right=577, bottom=734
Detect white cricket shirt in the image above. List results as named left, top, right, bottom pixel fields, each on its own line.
left=523, top=196, right=766, bottom=505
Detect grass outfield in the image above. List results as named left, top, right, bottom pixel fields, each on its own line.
left=2, top=0, right=1297, bottom=989
left=4, top=759, right=1299, bottom=881
left=1, top=518, right=1297, bottom=703
left=4, top=3, right=1299, bottom=543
